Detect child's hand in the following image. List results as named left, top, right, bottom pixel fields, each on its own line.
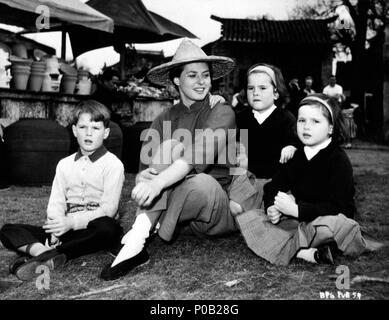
left=43, top=216, right=75, bottom=237
left=267, top=205, right=282, bottom=224
left=279, top=145, right=297, bottom=163
left=229, top=200, right=243, bottom=216
left=274, top=191, right=298, bottom=218
left=209, top=94, right=225, bottom=108
left=132, top=179, right=164, bottom=207
left=136, top=168, right=158, bottom=183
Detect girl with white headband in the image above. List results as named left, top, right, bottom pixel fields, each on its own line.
left=231, top=63, right=300, bottom=213
left=247, top=93, right=379, bottom=265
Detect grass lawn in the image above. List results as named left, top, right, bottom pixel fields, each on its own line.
left=0, top=143, right=388, bottom=300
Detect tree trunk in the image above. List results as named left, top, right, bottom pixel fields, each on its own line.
left=348, top=0, right=369, bottom=136
left=383, top=24, right=389, bottom=143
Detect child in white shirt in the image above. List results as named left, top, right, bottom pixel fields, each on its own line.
left=0, top=100, right=125, bottom=281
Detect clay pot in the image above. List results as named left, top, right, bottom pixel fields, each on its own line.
left=11, top=65, right=31, bottom=73
left=60, top=75, right=77, bottom=94
left=11, top=69, right=30, bottom=90
left=11, top=43, right=28, bottom=59
left=28, top=72, right=45, bottom=92
left=31, top=61, right=47, bottom=71
left=42, top=74, right=52, bottom=92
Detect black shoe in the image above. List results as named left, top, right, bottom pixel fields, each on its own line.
left=100, top=249, right=149, bottom=281
left=9, top=255, right=29, bottom=275
left=15, top=249, right=67, bottom=281
left=314, top=245, right=334, bottom=264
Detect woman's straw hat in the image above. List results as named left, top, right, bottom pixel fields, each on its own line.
left=147, top=39, right=235, bottom=86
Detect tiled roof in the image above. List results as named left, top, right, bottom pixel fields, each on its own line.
left=211, top=15, right=333, bottom=44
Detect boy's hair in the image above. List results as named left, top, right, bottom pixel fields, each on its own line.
left=298, top=93, right=347, bottom=143
left=245, top=62, right=289, bottom=108
left=72, top=100, right=111, bottom=128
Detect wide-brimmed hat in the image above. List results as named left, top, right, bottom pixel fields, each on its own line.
left=147, top=39, right=235, bottom=86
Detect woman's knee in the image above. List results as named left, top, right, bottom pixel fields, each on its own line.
left=188, top=173, right=220, bottom=193
left=182, top=174, right=223, bottom=206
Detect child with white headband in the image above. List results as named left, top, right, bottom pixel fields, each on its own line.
left=232, top=63, right=300, bottom=212
left=245, top=93, right=379, bottom=265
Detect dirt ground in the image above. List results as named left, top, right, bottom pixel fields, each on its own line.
left=0, top=140, right=388, bottom=300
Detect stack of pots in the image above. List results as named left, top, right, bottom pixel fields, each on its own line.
left=28, top=61, right=47, bottom=92
left=10, top=59, right=32, bottom=90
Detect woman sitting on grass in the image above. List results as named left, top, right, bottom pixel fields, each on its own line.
left=100, top=39, right=241, bottom=280
left=249, top=93, right=381, bottom=265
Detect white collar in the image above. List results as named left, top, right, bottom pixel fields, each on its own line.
left=252, top=105, right=277, bottom=125
left=304, top=138, right=332, bottom=161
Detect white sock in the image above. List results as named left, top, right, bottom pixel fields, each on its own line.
left=296, top=248, right=318, bottom=263
left=111, top=213, right=152, bottom=267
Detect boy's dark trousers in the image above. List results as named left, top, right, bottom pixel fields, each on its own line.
left=0, top=217, right=123, bottom=260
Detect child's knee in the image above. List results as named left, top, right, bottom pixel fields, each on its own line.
left=89, top=217, right=122, bottom=239
left=315, top=226, right=334, bottom=242
left=0, top=223, right=13, bottom=233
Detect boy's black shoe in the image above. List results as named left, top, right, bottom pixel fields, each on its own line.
left=15, top=249, right=67, bottom=281
left=9, top=255, right=29, bottom=275
left=314, top=245, right=334, bottom=265
left=100, top=249, right=149, bottom=281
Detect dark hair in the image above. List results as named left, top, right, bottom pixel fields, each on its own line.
left=168, top=64, right=186, bottom=85
left=72, top=100, right=111, bottom=128
left=168, top=62, right=213, bottom=88
left=245, top=62, right=289, bottom=108
left=298, top=93, right=347, bottom=143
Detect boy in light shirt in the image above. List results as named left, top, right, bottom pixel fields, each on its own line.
left=0, top=100, right=124, bottom=281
